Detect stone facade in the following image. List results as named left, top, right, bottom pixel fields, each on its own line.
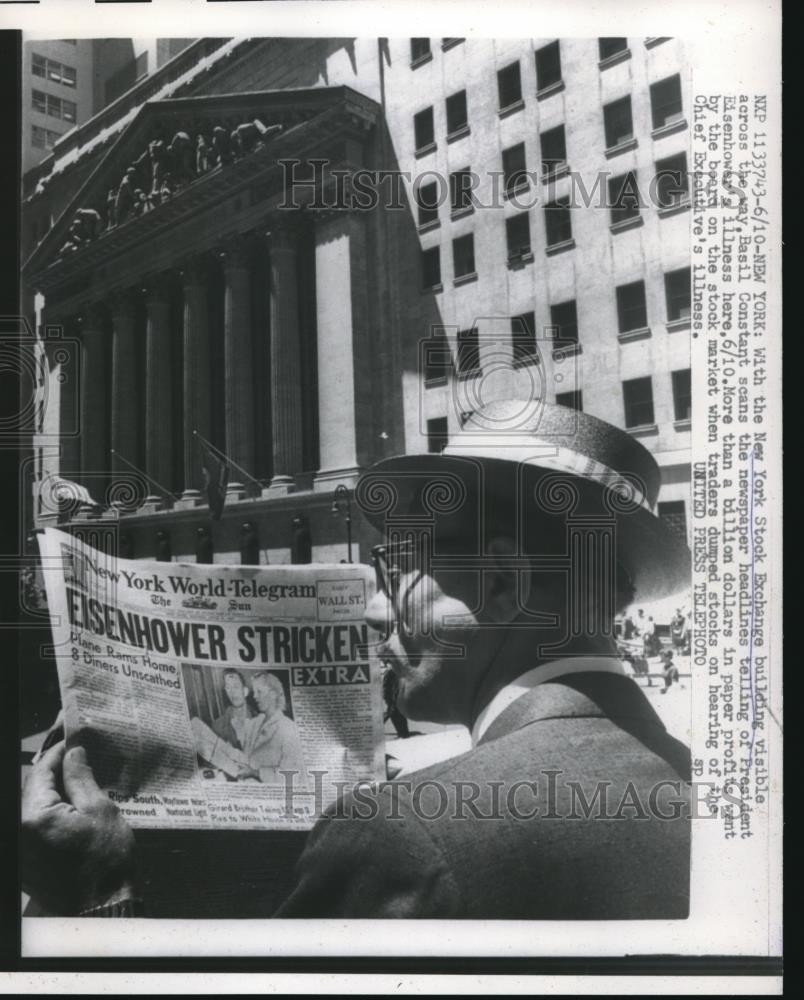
left=22, top=36, right=691, bottom=564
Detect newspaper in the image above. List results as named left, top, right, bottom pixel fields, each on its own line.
left=37, top=528, right=386, bottom=831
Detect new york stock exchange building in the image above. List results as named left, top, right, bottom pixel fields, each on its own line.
left=22, top=35, right=693, bottom=574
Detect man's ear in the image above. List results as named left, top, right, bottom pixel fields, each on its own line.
left=482, top=536, right=532, bottom=623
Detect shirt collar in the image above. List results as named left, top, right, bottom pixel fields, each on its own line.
left=470, top=656, right=626, bottom=746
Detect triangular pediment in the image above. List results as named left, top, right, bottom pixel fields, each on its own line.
left=24, top=86, right=378, bottom=288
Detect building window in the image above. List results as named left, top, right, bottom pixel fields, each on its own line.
left=550, top=300, right=579, bottom=346
left=544, top=198, right=572, bottom=248
left=424, top=329, right=453, bottom=384
left=35, top=89, right=76, bottom=123
left=442, top=38, right=464, bottom=50
left=535, top=40, right=562, bottom=92
left=506, top=213, right=531, bottom=260
left=665, top=267, right=691, bottom=321
left=672, top=369, right=692, bottom=421
left=511, top=312, right=537, bottom=367
left=411, top=38, right=431, bottom=64
left=502, top=142, right=528, bottom=196
left=599, top=37, right=628, bottom=60
left=650, top=74, right=684, bottom=130
left=457, top=327, right=481, bottom=377
left=421, top=246, right=441, bottom=290
left=556, top=389, right=583, bottom=411
left=414, top=106, right=435, bottom=152
left=452, top=233, right=476, bottom=280
left=427, top=417, right=449, bottom=454
left=32, top=52, right=76, bottom=87
left=658, top=500, right=687, bottom=541
left=450, top=168, right=475, bottom=215
left=446, top=89, right=468, bottom=137
left=623, top=376, right=655, bottom=428
left=603, top=95, right=634, bottom=149
left=608, top=171, right=642, bottom=226
left=616, top=280, right=648, bottom=333
left=416, top=180, right=439, bottom=228
left=497, top=60, right=522, bottom=111
left=655, top=152, right=689, bottom=210
left=31, top=124, right=61, bottom=149
left=540, top=124, right=567, bottom=176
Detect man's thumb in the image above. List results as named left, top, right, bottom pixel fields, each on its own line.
left=63, top=746, right=106, bottom=812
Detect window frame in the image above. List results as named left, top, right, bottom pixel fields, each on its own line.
left=502, top=141, right=528, bottom=196
left=622, top=375, right=656, bottom=428
left=421, top=245, right=442, bottom=291
left=413, top=106, right=436, bottom=154
left=505, top=213, right=532, bottom=261
left=426, top=416, right=449, bottom=454
left=550, top=300, right=579, bottom=346
left=445, top=89, right=469, bottom=137
left=603, top=95, right=634, bottom=150
left=544, top=197, right=573, bottom=249
left=616, top=280, right=649, bottom=334
left=456, top=326, right=481, bottom=378
left=535, top=40, right=562, bottom=94
left=664, top=267, right=692, bottom=322
left=497, top=60, right=523, bottom=112
left=510, top=311, right=538, bottom=368
left=671, top=368, right=692, bottom=422
left=650, top=74, right=684, bottom=130
left=452, top=232, right=476, bottom=281
left=540, top=124, right=567, bottom=177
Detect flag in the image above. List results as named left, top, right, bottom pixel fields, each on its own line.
left=201, top=444, right=228, bottom=521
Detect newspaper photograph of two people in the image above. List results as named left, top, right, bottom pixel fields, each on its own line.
left=24, top=400, right=698, bottom=921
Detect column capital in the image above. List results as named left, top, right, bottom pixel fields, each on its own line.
left=218, top=235, right=254, bottom=271
left=109, top=288, right=138, bottom=320
left=141, top=273, right=174, bottom=304
left=264, top=217, right=303, bottom=252
left=179, top=254, right=212, bottom=289
left=79, top=302, right=106, bottom=331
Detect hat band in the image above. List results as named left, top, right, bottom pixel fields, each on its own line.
left=443, top=441, right=653, bottom=513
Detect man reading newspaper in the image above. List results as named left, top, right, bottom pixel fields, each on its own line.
left=22, top=402, right=692, bottom=919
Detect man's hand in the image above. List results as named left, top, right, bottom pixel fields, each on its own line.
left=236, top=766, right=259, bottom=781
left=21, top=742, right=136, bottom=915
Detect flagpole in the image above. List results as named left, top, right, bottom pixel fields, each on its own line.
left=110, top=450, right=175, bottom=503
left=192, top=430, right=264, bottom=490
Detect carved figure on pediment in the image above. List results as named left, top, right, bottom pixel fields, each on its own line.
left=196, top=134, right=210, bottom=174
left=131, top=146, right=153, bottom=194
left=106, top=188, right=117, bottom=229
left=212, top=126, right=232, bottom=167
left=116, top=167, right=137, bottom=225
left=149, top=140, right=169, bottom=198
left=159, top=173, right=176, bottom=204
left=230, top=119, right=278, bottom=159
left=74, top=208, right=102, bottom=242
left=168, top=131, right=195, bottom=186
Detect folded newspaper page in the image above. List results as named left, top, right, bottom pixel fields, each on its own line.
left=37, top=528, right=386, bottom=831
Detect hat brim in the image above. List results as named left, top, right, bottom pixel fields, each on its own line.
left=358, top=453, right=690, bottom=604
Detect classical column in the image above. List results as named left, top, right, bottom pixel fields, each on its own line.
left=143, top=276, right=173, bottom=506
left=79, top=303, right=108, bottom=495
left=221, top=239, right=254, bottom=499
left=265, top=222, right=303, bottom=495
left=313, top=212, right=370, bottom=491
left=43, top=313, right=81, bottom=483
left=109, top=290, right=138, bottom=479
left=178, top=257, right=210, bottom=505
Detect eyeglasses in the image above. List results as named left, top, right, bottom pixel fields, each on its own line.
left=371, top=540, right=425, bottom=639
